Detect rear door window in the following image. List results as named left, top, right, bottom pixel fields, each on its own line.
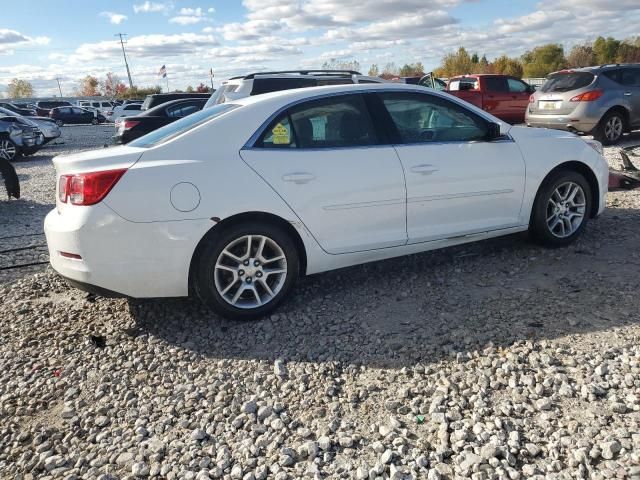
left=620, top=68, right=640, bottom=87
left=540, top=72, right=595, bottom=92
left=484, top=77, right=509, bottom=93
left=448, top=78, right=478, bottom=91
left=507, top=78, right=529, bottom=93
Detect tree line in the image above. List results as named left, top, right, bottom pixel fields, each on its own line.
left=326, top=35, right=640, bottom=80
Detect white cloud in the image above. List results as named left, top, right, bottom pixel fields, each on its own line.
left=133, top=1, right=174, bottom=14
left=218, top=20, right=282, bottom=41
left=100, top=11, right=128, bottom=25
left=202, top=26, right=215, bottom=33
left=169, top=6, right=213, bottom=25
left=0, top=29, right=50, bottom=47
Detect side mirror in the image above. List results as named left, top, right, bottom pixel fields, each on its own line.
left=487, top=122, right=502, bottom=141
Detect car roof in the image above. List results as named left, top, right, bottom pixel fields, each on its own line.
left=230, top=82, right=451, bottom=107
left=142, top=97, right=207, bottom=115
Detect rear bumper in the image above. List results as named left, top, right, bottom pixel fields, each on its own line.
left=525, top=114, right=598, bottom=134
left=44, top=203, right=213, bottom=298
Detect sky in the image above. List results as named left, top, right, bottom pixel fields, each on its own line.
left=1, top=0, right=639, bottom=97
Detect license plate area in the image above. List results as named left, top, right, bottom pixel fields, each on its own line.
left=539, top=100, right=561, bottom=110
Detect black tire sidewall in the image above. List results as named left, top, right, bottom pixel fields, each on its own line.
left=530, top=170, right=592, bottom=247
left=194, top=223, right=300, bottom=320
left=0, top=137, right=19, bottom=161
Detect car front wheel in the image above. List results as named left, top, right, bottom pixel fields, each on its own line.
left=55, top=120, right=64, bottom=127
left=0, top=137, right=19, bottom=162
left=530, top=170, right=592, bottom=247
left=91, top=118, right=99, bottom=125
left=193, top=223, right=300, bottom=320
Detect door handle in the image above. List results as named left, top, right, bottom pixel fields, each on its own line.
left=282, top=172, right=316, bottom=184
left=623, top=92, right=632, bottom=96
left=410, top=164, right=439, bottom=175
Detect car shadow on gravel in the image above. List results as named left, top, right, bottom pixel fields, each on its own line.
left=128, top=206, right=640, bottom=369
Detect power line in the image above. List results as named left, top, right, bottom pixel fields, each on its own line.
left=115, top=33, right=134, bottom=89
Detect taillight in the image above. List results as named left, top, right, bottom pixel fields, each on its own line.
left=123, top=120, right=140, bottom=130
left=57, top=169, right=126, bottom=205
left=570, top=90, right=603, bottom=102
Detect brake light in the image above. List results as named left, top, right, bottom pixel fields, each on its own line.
left=123, top=120, right=140, bottom=130
left=58, top=169, right=126, bottom=205
left=570, top=90, right=603, bottom=102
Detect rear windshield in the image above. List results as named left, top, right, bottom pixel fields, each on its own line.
left=129, top=103, right=239, bottom=148
left=540, top=72, right=594, bottom=93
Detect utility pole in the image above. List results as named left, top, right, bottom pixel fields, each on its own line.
left=115, top=33, right=134, bottom=89
left=55, top=76, right=63, bottom=97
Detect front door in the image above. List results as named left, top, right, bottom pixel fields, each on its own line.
left=376, top=91, right=526, bottom=244
left=620, top=67, right=640, bottom=127
left=241, top=93, right=407, bottom=254
left=506, top=77, right=533, bottom=124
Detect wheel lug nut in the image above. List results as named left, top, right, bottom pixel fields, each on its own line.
left=256, top=272, right=263, bottom=278
left=246, top=277, right=252, bottom=283
left=254, top=260, right=260, bottom=267
left=238, top=270, right=244, bottom=276
left=243, top=260, right=249, bottom=266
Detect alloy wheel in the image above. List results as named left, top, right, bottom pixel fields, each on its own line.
left=546, top=181, right=586, bottom=238
left=214, top=234, right=287, bottom=309
left=604, top=115, right=623, bottom=142
left=0, top=139, right=17, bottom=161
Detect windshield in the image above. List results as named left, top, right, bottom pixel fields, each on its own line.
left=129, top=103, right=239, bottom=148
left=540, top=72, right=595, bottom=93
left=205, top=84, right=239, bottom=108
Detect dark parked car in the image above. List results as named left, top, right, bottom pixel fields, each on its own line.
left=0, top=102, right=37, bottom=116
left=0, top=117, right=39, bottom=161
left=141, top=92, right=211, bottom=110
left=35, top=100, right=73, bottom=116
left=115, top=98, right=207, bottom=144
left=49, top=106, right=106, bottom=126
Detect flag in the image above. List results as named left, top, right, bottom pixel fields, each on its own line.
left=158, top=65, right=167, bottom=78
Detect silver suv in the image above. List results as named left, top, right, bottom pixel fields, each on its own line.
left=204, top=70, right=387, bottom=108
left=526, top=64, right=640, bottom=145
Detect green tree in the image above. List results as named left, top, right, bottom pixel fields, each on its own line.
left=7, top=78, right=34, bottom=98
left=616, top=39, right=640, bottom=63
left=185, top=85, right=194, bottom=93
left=368, top=64, right=379, bottom=77
left=398, top=62, right=425, bottom=77
left=593, top=36, right=621, bottom=64
left=380, top=62, right=398, bottom=79
left=471, top=53, right=479, bottom=64
left=115, top=85, right=162, bottom=100
left=567, top=44, right=596, bottom=68
left=321, top=58, right=361, bottom=72
left=436, top=47, right=474, bottom=77
left=521, top=44, right=565, bottom=77
left=492, top=55, right=523, bottom=77
left=478, top=54, right=491, bottom=73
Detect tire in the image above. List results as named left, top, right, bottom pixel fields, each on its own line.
left=55, top=120, right=64, bottom=127
left=530, top=170, right=592, bottom=247
left=593, top=110, right=625, bottom=145
left=193, top=223, right=300, bottom=320
left=0, top=137, right=19, bottom=162
left=91, top=118, right=99, bottom=125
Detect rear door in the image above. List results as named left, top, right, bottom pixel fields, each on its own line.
left=506, top=77, right=531, bottom=124
left=619, top=67, right=640, bottom=127
left=241, top=93, right=407, bottom=254
left=376, top=91, right=526, bottom=243
left=482, top=77, right=513, bottom=122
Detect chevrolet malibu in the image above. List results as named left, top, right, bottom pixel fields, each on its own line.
left=45, top=84, right=609, bottom=320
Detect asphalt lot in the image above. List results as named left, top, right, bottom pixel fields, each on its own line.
left=1, top=126, right=639, bottom=479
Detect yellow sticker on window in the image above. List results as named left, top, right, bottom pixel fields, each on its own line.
left=272, top=123, right=290, bottom=144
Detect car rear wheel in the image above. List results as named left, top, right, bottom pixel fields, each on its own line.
left=91, top=118, right=99, bottom=125
left=0, top=138, right=19, bottom=162
left=55, top=120, right=64, bottom=127
left=530, top=170, right=591, bottom=247
left=593, top=111, right=624, bottom=145
left=193, top=223, right=300, bottom=320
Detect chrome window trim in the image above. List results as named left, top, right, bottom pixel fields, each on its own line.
left=242, top=88, right=511, bottom=150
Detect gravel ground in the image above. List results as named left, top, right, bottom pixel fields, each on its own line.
left=0, top=129, right=639, bottom=480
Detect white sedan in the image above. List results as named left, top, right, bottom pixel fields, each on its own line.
left=45, top=83, right=609, bottom=319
